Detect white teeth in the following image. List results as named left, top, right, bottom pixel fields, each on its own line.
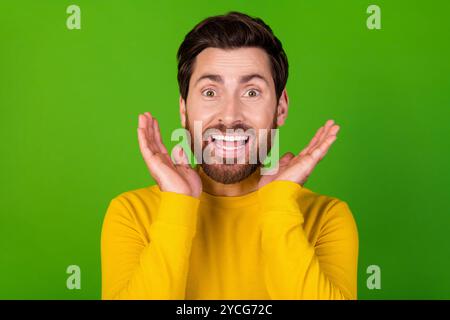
left=211, top=135, right=248, bottom=142
left=221, top=145, right=240, bottom=150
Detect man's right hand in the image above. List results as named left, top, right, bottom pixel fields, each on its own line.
left=138, top=112, right=202, bottom=198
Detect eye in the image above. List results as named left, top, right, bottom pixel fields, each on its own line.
left=244, top=89, right=260, bottom=98
left=202, top=89, right=217, bottom=98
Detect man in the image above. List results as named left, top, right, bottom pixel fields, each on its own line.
left=101, top=11, right=358, bottom=300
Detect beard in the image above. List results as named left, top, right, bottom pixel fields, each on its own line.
left=202, top=159, right=260, bottom=185
left=186, top=113, right=277, bottom=185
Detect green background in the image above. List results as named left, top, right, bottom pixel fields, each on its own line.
left=1, top=0, right=449, bottom=299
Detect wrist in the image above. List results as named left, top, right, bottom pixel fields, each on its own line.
left=159, top=184, right=199, bottom=199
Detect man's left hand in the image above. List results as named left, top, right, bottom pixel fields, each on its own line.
left=258, top=119, right=340, bottom=189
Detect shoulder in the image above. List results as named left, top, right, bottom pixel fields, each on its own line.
left=298, top=187, right=352, bottom=215
left=111, top=185, right=161, bottom=209
left=103, top=185, right=162, bottom=226
left=298, top=187, right=358, bottom=240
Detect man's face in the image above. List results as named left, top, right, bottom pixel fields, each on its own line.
left=181, top=47, right=287, bottom=184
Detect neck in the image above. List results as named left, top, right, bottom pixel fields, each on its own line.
left=198, top=166, right=261, bottom=197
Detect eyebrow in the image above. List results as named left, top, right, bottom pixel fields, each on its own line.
left=195, top=74, right=223, bottom=85
left=194, top=73, right=269, bottom=86
left=240, top=73, right=269, bottom=85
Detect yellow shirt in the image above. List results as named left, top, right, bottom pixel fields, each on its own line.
left=101, top=180, right=358, bottom=300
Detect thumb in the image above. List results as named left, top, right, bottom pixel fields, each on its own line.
left=172, top=145, right=190, bottom=166
left=279, top=152, right=295, bottom=166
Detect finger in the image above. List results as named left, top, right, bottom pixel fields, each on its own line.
left=138, top=114, right=151, bottom=149
left=306, top=121, right=338, bottom=157
left=299, top=126, right=324, bottom=157
left=138, top=113, right=145, bottom=129
left=319, top=134, right=338, bottom=160
left=143, top=112, right=156, bottom=147
left=314, top=119, right=335, bottom=149
left=178, top=146, right=190, bottom=166
left=137, top=126, right=154, bottom=159
left=301, top=120, right=334, bottom=156
left=143, top=112, right=160, bottom=154
left=153, top=118, right=168, bottom=154
left=297, top=154, right=317, bottom=181
left=328, top=124, right=340, bottom=137
left=311, top=124, right=339, bottom=155
left=279, top=152, right=295, bottom=165
left=313, top=134, right=337, bottom=162
left=281, top=153, right=295, bottom=161
left=172, top=145, right=189, bottom=166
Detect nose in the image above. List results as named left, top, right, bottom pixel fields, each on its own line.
left=218, top=96, right=244, bottom=127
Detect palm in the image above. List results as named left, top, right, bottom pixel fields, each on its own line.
left=138, top=112, right=202, bottom=198
left=258, top=120, right=340, bottom=189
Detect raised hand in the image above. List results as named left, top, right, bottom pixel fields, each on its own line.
left=137, top=112, right=202, bottom=198
left=258, top=120, right=340, bottom=189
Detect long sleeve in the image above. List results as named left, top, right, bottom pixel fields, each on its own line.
left=101, top=191, right=200, bottom=299
left=257, top=180, right=359, bottom=300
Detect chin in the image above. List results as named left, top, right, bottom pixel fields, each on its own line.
left=200, top=162, right=259, bottom=185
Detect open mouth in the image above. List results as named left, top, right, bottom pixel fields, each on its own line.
left=207, top=134, right=251, bottom=160
left=211, top=134, right=250, bottom=150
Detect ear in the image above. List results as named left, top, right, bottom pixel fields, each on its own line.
left=276, top=88, right=289, bottom=127
left=179, top=95, right=186, bottom=128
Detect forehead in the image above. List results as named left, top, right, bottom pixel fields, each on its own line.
left=191, top=47, right=272, bottom=80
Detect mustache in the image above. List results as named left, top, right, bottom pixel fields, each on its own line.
left=205, top=122, right=252, bottom=133
left=203, top=123, right=254, bottom=138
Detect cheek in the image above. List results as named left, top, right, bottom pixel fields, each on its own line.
left=242, top=96, right=277, bottom=123
left=185, top=98, right=217, bottom=123
left=243, top=107, right=276, bottom=129
left=188, top=109, right=218, bottom=132
left=185, top=105, right=218, bottom=142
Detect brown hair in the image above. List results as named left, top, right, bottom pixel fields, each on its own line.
left=177, top=11, right=289, bottom=102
